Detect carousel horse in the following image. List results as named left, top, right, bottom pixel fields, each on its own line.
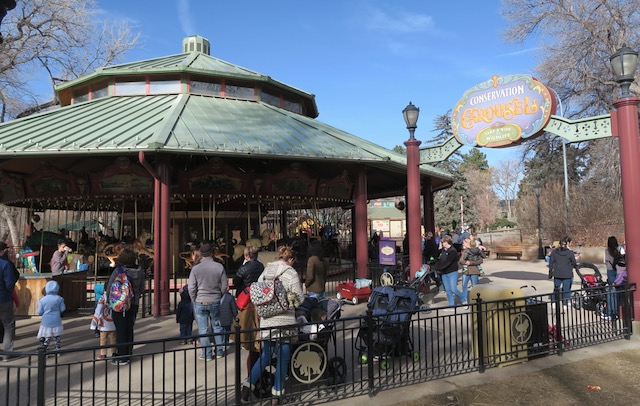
left=98, top=237, right=154, bottom=267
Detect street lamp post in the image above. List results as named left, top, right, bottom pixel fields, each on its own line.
left=534, top=183, right=544, bottom=259
left=403, top=102, right=423, bottom=279
left=610, top=45, right=640, bottom=316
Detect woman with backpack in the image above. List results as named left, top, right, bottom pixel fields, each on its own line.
left=104, top=248, right=147, bottom=366
left=604, top=236, right=625, bottom=320
left=241, top=246, right=304, bottom=405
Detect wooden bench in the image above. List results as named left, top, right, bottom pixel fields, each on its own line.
left=494, top=245, right=523, bottom=260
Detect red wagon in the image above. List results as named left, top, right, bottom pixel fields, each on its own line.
left=336, top=280, right=371, bottom=305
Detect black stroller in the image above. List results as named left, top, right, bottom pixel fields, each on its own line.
left=572, top=262, right=608, bottom=314
left=355, top=286, right=420, bottom=370
left=254, top=297, right=347, bottom=398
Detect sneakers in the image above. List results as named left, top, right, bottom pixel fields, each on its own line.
left=601, top=314, right=611, bottom=321
left=240, top=385, right=252, bottom=403
left=198, top=355, right=213, bottom=362
left=96, top=354, right=107, bottom=360
left=110, top=359, right=129, bottom=366
left=443, top=308, right=455, bottom=312
left=462, top=300, right=469, bottom=310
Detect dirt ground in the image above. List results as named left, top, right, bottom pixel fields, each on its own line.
left=394, top=348, right=640, bottom=406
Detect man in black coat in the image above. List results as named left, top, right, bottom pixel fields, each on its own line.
left=233, top=246, right=264, bottom=296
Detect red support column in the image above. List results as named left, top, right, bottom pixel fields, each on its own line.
left=153, top=178, right=161, bottom=317
left=613, top=97, right=640, bottom=316
left=158, top=160, right=171, bottom=316
left=354, top=167, right=369, bottom=278
left=404, top=138, right=422, bottom=279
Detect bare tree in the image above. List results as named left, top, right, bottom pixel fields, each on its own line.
left=501, top=0, right=633, bottom=242
left=0, top=0, right=139, bottom=121
left=492, top=159, right=523, bottom=220
left=0, top=0, right=138, bottom=246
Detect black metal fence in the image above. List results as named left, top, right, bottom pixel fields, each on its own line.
left=2, top=283, right=634, bottom=405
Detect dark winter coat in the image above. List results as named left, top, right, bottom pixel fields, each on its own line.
left=176, top=287, right=194, bottom=325
left=233, top=259, right=264, bottom=296
left=433, top=245, right=460, bottom=275
left=549, top=247, right=577, bottom=279
left=219, top=292, right=238, bottom=327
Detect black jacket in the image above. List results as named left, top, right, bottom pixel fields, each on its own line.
left=176, top=288, right=194, bottom=324
left=433, top=246, right=460, bottom=274
left=549, top=248, right=576, bottom=279
left=233, top=259, right=264, bottom=296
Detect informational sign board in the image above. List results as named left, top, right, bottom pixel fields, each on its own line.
left=379, top=239, right=396, bottom=266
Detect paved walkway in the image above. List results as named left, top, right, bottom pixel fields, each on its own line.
left=6, top=257, right=639, bottom=405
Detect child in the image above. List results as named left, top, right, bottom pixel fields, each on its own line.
left=176, top=286, right=194, bottom=345
left=90, top=292, right=117, bottom=359
left=219, top=291, right=238, bottom=354
left=37, top=281, right=66, bottom=355
left=462, top=240, right=485, bottom=274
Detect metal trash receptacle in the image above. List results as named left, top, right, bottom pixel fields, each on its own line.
left=470, top=284, right=529, bottom=367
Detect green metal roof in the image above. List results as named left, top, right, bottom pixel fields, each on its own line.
left=55, top=52, right=317, bottom=111
left=0, top=93, right=451, bottom=182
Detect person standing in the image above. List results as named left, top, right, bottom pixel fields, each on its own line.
left=305, top=240, right=327, bottom=300
left=104, top=248, right=146, bottom=366
left=548, top=238, right=576, bottom=308
left=604, top=236, right=624, bottom=287
left=37, top=280, right=66, bottom=356
left=188, top=242, right=228, bottom=361
left=0, top=242, right=17, bottom=361
left=175, top=286, right=194, bottom=345
left=233, top=246, right=264, bottom=297
left=460, top=238, right=484, bottom=302
left=604, top=236, right=625, bottom=320
left=423, top=231, right=439, bottom=263
left=241, top=246, right=304, bottom=404
left=432, top=235, right=467, bottom=310
left=51, top=239, right=71, bottom=275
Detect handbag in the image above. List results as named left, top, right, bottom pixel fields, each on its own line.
left=250, top=270, right=288, bottom=318
left=236, top=285, right=252, bottom=311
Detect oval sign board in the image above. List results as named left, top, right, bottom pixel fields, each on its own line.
left=451, top=74, right=557, bottom=148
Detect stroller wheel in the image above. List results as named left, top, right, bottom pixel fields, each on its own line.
left=326, top=356, right=347, bottom=386
left=571, top=292, right=583, bottom=310
left=358, top=352, right=368, bottom=365
left=379, top=358, right=390, bottom=371
left=352, top=296, right=359, bottom=305
left=336, top=292, right=343, bottom=300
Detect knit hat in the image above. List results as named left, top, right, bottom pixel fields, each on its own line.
left=199, top=243, right=213, bottom=257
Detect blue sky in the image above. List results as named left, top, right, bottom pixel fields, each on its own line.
left=98, top=0, right=538, bottom=166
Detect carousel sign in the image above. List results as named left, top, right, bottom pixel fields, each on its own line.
left=451, top=74, right=557, bottom=148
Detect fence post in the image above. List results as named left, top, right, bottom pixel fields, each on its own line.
left=621, top=283, right=633, bottom=339
left=234, top=319, right=242, bottom=406
left=365, top=309, right=375, bottom=397
left=475, top=295, right=485, bottom=373
left=37, top=346, right=46, bottom=406
left=553, top=288, right=564, bottom=356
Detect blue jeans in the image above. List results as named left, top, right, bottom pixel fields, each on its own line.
left=462, top=274, right=479, bottom=302
left=441, top=271, right=466, bottom=306
left=607, top=286, right=619, bottom=317
left=193, top=301, right=224, bottom=359
left=179, top=323, right=192, bottom=341
left=554, top=278, right=573, bottom=304
left=248, top=340, right=291, bottom=395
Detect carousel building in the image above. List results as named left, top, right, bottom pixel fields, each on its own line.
left=0, top=36, right=452, bottom=316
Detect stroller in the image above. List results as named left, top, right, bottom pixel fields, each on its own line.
left=254, top=298, right=346, bottom=398
left=572, top=262, right=608, bottom=314
left=355, top=286, right=420, bottom=370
